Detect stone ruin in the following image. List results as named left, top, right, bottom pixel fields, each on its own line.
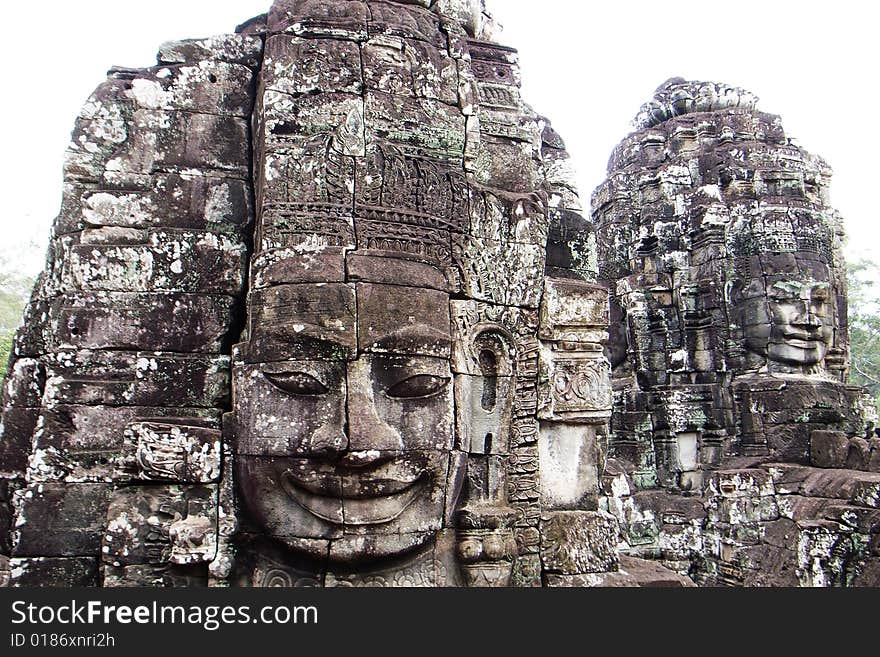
left=0, top=4, right=876, bottom=588
left=594, top=78, right=880, bottom=586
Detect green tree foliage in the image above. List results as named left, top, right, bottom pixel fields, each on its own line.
left=0, top=255, right=36, bottom=379
left=847, top=259, right=880, bottom=411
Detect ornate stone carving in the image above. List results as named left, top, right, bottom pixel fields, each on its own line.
left=25, top=2, right=880, bottom=590
left=456, top=505, right=518, bottom=587
left=738, top=277, right=834, bottom=373
left=634, top=78, right=759, bottom=130
left=120, top=422, right=222, bottom=483
left=537, top=278, right=612, bottom=424
left=539, top=355, right=613, bottom=422
left=102, top=486, right=218, bottom=570
left=594, top=79, right=879, bottom=587
left=222, top=0, right=621, bottom=587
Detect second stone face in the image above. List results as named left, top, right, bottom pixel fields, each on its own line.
left=590, top=78, right=879, bottom=589
left=594, top=78, right=855, bottom=478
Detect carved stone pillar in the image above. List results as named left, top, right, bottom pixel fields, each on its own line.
left=537, top=279, right=611, bottom=511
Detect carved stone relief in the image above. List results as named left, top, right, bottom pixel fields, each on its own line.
left=3, top=4, right=873, bottom=589
left=594, top=78, right=879, bottom=587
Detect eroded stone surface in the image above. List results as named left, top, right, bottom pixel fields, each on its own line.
left=0, top=0, right=614, bottom=589
left=0, top=24, right=257, bottom=588
left=1, top=7, right=874, bottom=589
left=540, top=511, right=619, bottom=575
left=594, top=79, right=880, bottom=586
left=224, top=0, right=612, bottom=587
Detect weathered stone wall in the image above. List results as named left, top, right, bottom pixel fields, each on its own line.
left=595, top=79, right=867, bottom=483
left=594, top=79, right=880, bottom=586
left=5, top=8, right=874, bottom=589
left=0, top=0, right=636, bottom=588
left=0, top=33, right=263, bottom=586
left=225, top=0, right=615, bottom=588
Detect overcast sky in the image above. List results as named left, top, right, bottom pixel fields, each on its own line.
left=1, top=0, right=876, bottom=276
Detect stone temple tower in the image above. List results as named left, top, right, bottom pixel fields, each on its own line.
left=0, top=0, right=673, bottom=588
left=4, top=7, right=877, bottom=589
left=594, top=79, right=880, bottom=586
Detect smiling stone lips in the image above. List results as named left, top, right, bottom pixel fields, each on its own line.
left=280, top=457, right=430, bottom=526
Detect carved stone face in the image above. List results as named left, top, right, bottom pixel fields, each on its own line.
left=234, top=266, right=461, bottom=564
left=766, top=280, right=833, bottom=366
left=741, top=277, right=834, bottom=371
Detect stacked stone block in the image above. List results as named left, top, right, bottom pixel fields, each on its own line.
left=0, top=35, right=263, bottom=586
left=226, top=0, right=615, bottom=587
left=1, top=1, right=638, bottom=588
left=594, top=79, right=880, bottom=586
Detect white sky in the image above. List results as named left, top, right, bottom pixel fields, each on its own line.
left=1, top=0, right=877, bottom=276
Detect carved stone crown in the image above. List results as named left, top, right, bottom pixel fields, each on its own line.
left=394, top=0, right=498, bottom=39
left=633, top=77, right=760, bottom=129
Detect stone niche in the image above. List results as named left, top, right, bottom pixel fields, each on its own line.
left=594, top=78, right=880, bottom=587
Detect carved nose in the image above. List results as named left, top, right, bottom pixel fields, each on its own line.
left=789, top=301, right=815, bottom=327
left=307, top=423, right=347, bottom=457
left=793, top=302, right=822, bottom=328
left=343, top=360, right=404, bottom=460
left=805, top=313, right=822, bottom=327
left=344, top=388, right=404, bottom=456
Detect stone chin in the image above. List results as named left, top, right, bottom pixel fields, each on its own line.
left=235, top=454, right=454, bottom=564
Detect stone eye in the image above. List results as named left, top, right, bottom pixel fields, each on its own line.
left=387, top=375, right=449, bottom=399
left=264, top=372, right=328, bottom=396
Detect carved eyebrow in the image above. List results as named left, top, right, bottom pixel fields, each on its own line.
left=260, top=360, right=337, bottom=376
left=768, top=281, right=832, bottom=301
left=262, top=323, right=349, bottom=347
left=249, top=324, right=356, bottom=363
left=769, top=281, right=801, bottom=295
left=371, top=324, right=453, bottom=354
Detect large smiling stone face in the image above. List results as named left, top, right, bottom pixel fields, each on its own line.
left=233, top=266, right=462, bottom=564
left=733, top=256, right=837, bottom=375
left=764, top=279, right=833, bottom=367
left=739, top=279, right=834, bottom=368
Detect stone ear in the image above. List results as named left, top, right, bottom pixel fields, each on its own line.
left=454, top=329, right=514, bottom=458
left=469, top=329, right=515, bottom=456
